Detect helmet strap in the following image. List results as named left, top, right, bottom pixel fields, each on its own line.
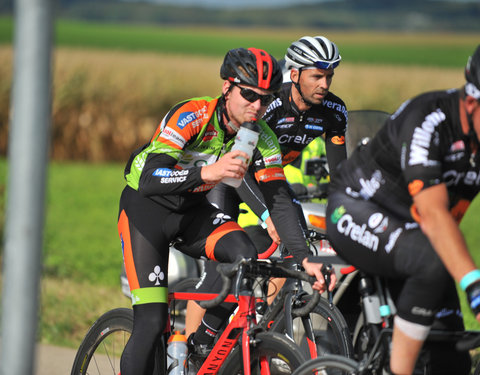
left=220, top=86, right=240, bottom=134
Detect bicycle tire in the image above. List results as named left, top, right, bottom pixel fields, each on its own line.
left=219, top=331, right=306, bottom=375
left=270, top=295, right=354, bottom=359
left=71, top=307, right=133, bottom=375
left=291, top=354, right=359, bottom=375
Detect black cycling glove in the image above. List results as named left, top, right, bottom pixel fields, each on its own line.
left=466, top=279, right=480, bottom=315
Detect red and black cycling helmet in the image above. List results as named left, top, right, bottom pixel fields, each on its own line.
left=220, top=47, right=283, bottom=92
left=465, top=44, right=480, bottom=101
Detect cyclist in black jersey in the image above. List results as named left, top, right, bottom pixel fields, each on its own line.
left=117, top=47, right=332, bottom=375
left=240, top=35, right=347, bottom=242
left=326, top=45, right=480, bottom=375
left=185, top=35, right=347, bottom=338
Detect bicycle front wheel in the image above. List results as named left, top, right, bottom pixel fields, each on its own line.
left=291, top=354, right=359, bottom=375
left=271, top=296, right=354, bottom=359
left=71, top=308, right=133, bottom=375
left=219, top=331, right=306, bottom=375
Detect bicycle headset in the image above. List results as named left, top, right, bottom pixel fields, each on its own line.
left=284, top=36, right=342, bottom=107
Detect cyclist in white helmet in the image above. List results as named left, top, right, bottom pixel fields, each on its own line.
left=242, top=35, right=348, bottom=242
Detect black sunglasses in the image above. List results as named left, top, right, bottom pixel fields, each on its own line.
left=233, top=84, right=275, bottom=106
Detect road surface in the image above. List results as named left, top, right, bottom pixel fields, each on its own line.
left=35, top=344, right=77, bottom=375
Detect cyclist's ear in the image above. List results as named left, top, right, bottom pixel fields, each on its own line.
left=290, top=69, right=299, bottom=84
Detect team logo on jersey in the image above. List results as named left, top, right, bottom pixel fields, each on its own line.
left=368, top=213, right=389, bottom=234
left=331, top=136, right=345, bottom=145
left=153, top=168, right=188, bottom=183
left=450, top=140, right=465, bottom=152
left=161, top=127, right=186, bottom=148
left=278, top=133, right=314, bottom=146
left=176, top=106, right=207, bottom=129
left=148, top=265, right=165, bottom=285
left=408, top=179, right=424, bottom=196
left=278, top=117, right=294, bottom=125
left=355, top=170, right=384, bottom=199
left=264, top=154, right=282, bottom=166
left=177, top=111, right=198, bottom=129
left=306, top=117, right=323, bottom=124
left=203, top=124, right=218, bottom=141
left=408, top=109, right=446, bottom=166
left=305, top=124, right=324, bottom=131
left=331, top=206, right=379, bottom=252
left=213, top=213, right=232, bottom=225
left=322, top=100, right=347, bottom=117
left=443, top=169, right=480, bottom=187
left=385, top=227, right=403, bottom=253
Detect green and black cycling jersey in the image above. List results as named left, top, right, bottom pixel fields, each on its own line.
left=123, top=95, right=310, bottom=262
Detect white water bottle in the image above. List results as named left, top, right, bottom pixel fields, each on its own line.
left=167, top=331, right=188, bottom=375
left=222, top=121, right=260, bottom=188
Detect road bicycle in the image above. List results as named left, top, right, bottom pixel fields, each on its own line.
left=174, top=227, right=354, bottom=362
left=253, top=230, right=353, bottom=360
left=288, top=254, right=480, bottom=375
left=70, top=255, right=329, bottom=375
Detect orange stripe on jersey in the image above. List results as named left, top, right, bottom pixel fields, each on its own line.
left=205, top=221, right=244, bottom=261
left=155, top=99, right=218, bottom=148
left=282, top=151, right=301, bottom=165
left=255, top=167, right=286, bottom=183
left=118, top=210, right=140, bottom=291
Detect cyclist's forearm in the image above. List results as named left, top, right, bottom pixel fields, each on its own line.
left=138, top=154, right=204, bottom=196
left=261, top=180, right=309, bottom=263
left=414, top=184, right=476, bottom=282
left=237, top=170, right=270, bottom=221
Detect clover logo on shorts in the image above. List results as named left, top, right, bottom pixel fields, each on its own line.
left=148, top=265, right=165, bottom=285
left=213, top=213, right=231, bottom=225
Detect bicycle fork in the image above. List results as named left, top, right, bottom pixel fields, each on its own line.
left=196, top=293, right=260, bottom=375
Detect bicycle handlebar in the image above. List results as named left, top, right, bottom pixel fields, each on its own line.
left=198, top=256, right=323, bottom=316
left=257, top=241, right=279, bottom=259
left=455, top=330, right=480, bottom=351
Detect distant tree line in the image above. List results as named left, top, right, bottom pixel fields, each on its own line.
left=1, top=0, right=479, bottom=32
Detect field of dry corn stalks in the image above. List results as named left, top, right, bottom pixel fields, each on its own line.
left=0, top=46, right=465, bottom=162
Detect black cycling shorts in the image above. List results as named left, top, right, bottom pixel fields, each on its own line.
left=118, top=185, right=257, bottom=305
left=326, top=191, right=463, bottom=328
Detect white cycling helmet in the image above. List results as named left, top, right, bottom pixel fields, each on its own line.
left=285, top=36, right=341, bottom=71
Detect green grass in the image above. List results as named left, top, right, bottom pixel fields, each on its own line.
left=0, top=158, right=125, bottom=286
left=459, top=195, right=480, bottom=329
left=1, top=16, right=479, bottom=68
left=42, top=161, right=125, bottom=286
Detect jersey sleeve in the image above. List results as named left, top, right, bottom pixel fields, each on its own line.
left=125, top=99, right=213, bottom=195
left=247, top=121, right=310, bottom=263
left=325, top=99, right=348, bottom=174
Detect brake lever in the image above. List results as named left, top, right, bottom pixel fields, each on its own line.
left=234, top=263, right=246, bottom=299
left=321, top=263, right=334, bottom=308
